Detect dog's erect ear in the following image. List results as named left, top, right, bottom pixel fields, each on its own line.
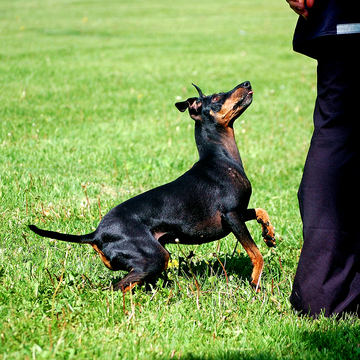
left=175, top=97, right=203, bottom=121
left=192, top=83, right=205, bottom=98
left=175, top=84, right=205, bottom=111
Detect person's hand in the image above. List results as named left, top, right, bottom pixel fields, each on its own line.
left=286, top=0, right=315, bottom=19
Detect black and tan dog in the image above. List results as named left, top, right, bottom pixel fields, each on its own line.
left=29, top=81, right=275, bottom=292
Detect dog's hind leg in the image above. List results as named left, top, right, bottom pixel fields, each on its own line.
left=111, top=238, right=170, bottom=293
left=112, top=270, right=146, bottom=292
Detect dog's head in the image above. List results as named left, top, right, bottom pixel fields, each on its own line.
left=175, top=81, right=253, bottom=127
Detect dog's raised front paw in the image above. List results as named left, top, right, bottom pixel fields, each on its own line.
left=255, top=208, right=276, bottom=248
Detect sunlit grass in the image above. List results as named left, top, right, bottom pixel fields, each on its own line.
left=1, top=0, right=359, bottom=359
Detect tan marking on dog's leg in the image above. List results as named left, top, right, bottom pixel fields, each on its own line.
left=120, top=281, right=141, bottom=293
left=163, top=251, right=170, bottom=272
left=226, top=212, right=264, bottom=291
left=153, top=231, right=167, bottom=241
left=87, top=243, right=113, bottom=270
left=255, top=208, right=276, bottom=247
left=244, top=244, right=264, bottom=293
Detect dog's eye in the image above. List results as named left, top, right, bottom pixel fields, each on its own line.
left=212, top=96, right=220, bottom=102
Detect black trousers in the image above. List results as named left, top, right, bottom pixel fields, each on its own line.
left=290, top=57, right=360, bottom=317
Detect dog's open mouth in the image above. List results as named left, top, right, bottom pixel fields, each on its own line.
left=233, top=90, right=253, bottom=110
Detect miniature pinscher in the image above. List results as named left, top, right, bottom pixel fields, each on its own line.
left=29, top=81, right=275, bottom=292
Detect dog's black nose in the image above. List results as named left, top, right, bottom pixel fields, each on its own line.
left=241, top=81, right=251, bottom=89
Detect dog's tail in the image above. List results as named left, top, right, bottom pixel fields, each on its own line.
left=28, top=224, right=95, bottom=244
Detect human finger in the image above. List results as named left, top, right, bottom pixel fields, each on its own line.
left=286, top=0, right=309, bottom=18
left=306, top=0, right=315, bottom=8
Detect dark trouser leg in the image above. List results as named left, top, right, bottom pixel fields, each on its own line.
left=290, top=58, right=360, bottom=317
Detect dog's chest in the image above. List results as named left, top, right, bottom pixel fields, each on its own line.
left=227, top=166, right=239, bottom=178
left=225, top=165, right=249, bottom=186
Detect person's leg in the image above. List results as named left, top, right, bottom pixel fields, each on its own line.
left=290, top=57, right=360, bottom=317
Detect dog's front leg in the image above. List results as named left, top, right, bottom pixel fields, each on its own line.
left=244, top=208, right=276, bottom=248
left=223, top=212, right=264, bottom=292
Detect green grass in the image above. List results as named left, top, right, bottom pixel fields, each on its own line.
left=1, top=0, right=360, bottom=359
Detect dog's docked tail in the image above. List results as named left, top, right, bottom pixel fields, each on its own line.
left=28, top=225, right=95, bottom=244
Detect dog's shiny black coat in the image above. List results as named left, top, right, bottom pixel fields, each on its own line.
left=29, top=81, right=275, bottom=292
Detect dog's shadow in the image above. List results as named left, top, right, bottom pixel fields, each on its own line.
left=110, top=252, right=253, bottom=291
left=176, top=252, right=253, bottom=283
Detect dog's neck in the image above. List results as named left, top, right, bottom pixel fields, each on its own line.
left=195, top=122, right=243, bottom=167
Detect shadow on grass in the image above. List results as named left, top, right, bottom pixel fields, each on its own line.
left=298, top=321, right=360, bottom=359
left=169, top=320, right=360, bottom=359
left=179, top=352, right=276, bottom=360
left=108, top=252, right=254, bottom=292
left=177, top=253, right=254, bottom=283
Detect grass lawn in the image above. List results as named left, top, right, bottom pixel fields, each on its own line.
left=1, top=0, right=360, bottom=359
